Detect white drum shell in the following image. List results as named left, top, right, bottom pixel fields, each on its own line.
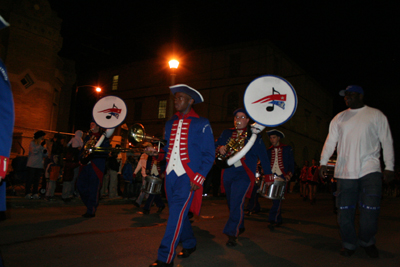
left=259, top=180, right=286, bottom=199
left=142, top=175, right=163, bottom=195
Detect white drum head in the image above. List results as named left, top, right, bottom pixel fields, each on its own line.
left=92, top=96, right=127, bottom=129
left=244, top=75, right=297, bottom=127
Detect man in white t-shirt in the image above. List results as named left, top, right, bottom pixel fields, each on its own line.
left=319, top=85, right=394, bottom=258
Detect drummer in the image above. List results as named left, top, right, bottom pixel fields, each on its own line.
left=266, top=129, right=294, bottom=230
left=141, top=143, right=166, bottom=215
left=215, top=108, right=274, bottom=247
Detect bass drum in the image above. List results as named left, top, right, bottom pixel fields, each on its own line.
left=142, top=175, right=163, bottom=195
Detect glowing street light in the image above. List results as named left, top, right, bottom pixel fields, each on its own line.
left=169, top=59, right=179, bottom=69
left=167, top=59, right=180, bottom=118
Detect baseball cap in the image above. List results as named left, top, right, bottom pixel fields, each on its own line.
left=339, top=85, right=364, bottom=96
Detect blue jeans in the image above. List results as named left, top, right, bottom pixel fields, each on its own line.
left=336, top=172, right=382, bottom=250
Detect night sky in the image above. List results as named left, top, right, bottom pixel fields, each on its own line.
left=48, top=1, right=399, bottom=155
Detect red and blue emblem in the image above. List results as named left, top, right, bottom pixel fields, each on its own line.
left=98, top=104, right=122, bottom=119
left=92, top=96, right=127, bottom=129
left=252, top=88, right=286, bottom=111
left=244, top=75, right=297, bottom=127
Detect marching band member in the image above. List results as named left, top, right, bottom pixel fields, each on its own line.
left=215, top=108, right=273, bottom=247
left=77, top=121, right=110, bottom=218
left=149, top=84, right=215, bottom=267
left=266, top=129, right=294, bottom=229
left=0, top=15, right=14, bottom=221
left=141, top=144, right=166, bottom=215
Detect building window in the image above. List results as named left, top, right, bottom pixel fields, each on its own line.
left=112, top=75, right=119, bottom=91
left=21, top=73, right=34, bottom=88
left=158, top=100, right=167, bottom=119
left=229, top=53, right=241, bottom=77
left=134, top=102, right=142, bottom=121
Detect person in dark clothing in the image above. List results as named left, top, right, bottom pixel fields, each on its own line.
left=102, top=148, right=121, bottom=199
left=122, top=156, right=137, bottom=199
left=62, top=148, right=80, bottom=202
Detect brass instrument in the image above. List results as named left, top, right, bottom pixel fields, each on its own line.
left=215, top=129, right=248, bottom=169
left=84, top=123, right=163, bottom=155
left=128, top=123, right=162, bottom=145
left=82, top=134, right=98, bottom=158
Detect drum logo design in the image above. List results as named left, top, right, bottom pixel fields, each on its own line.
left=93, top=96, right=127, bottom=129
left=98, top=104, right=122, bottom=119
left=252, top=87, right=286, bottom=112
left=244, top=75, right=297, bottom=127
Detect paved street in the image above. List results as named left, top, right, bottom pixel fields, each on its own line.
left=1, top=192, right=399, bottom=267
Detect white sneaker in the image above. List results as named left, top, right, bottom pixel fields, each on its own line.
left=25, top=194, right=32, bottom=199
left=32, top=194, right=41, bottom=199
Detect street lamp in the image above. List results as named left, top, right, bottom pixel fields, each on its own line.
left=167, top=59, right=179, bottom=118
left=72, top=85, right=102, bottom=132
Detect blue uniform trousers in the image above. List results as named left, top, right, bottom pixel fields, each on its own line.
left=77, top=165, right=102, bottom=215
left=336, top=172, right=382, bottom=250
left=247, top=183, right=260, bottom=212
left=268, top=199, right=282, bottom=223
left=223, top=168, right=251, bottom=237
left=157, top=171, right=195, bottom=264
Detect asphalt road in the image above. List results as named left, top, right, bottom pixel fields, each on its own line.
left=1, top=192, right=399, bottom=267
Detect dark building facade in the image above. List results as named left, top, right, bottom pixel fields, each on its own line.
left=0, top=0, right=76, bottom=156
left=98, top=40, right=333, bottom=166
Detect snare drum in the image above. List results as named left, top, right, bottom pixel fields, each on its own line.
left=258, top=180, right=286, bottom=199
left=142, top=175, right=163, bottom=194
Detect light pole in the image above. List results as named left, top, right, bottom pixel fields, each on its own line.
left=167, top=59, right=179, bottom=119
left=72, top=85, right=102, bottom=132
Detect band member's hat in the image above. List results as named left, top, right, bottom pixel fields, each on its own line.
left=233, top=108, right=249, bottom=117
left=0, top=15, right=10, bottom=30
left=267, top=129, right=285, bottom=138
left=339, top=85, right=364, bottom=96
left=170, top=84, right=204, bottom=104
left=34, top=130, right=46, bottom=139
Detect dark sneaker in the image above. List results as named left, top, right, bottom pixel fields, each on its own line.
left=226, top=235, right=237, bottom=247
